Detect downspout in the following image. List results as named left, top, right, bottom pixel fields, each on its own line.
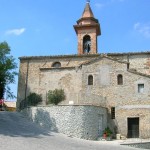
left=24, top=60, right=29, bottom=101
left=127, top=54, right=130, bottom=70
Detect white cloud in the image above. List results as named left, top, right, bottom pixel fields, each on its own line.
left=134, top=22, right=150, bottom=38
left=6, top=28, right=26, bottom=36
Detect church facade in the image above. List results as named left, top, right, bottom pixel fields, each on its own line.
left=17, top=2, right=150, bottom=139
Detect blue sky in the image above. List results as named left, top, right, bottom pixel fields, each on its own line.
left=0, top=0, right=150, bottom=100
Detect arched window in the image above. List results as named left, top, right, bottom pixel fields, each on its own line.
left=52, top=62, right=61, bottom=68
left=88, top=75, right=93, bottom=85
left=83, top=35, right=91, bottom=54
left=117, top=74, right=123, bottom=85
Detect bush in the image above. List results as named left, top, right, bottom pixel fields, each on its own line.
left=47, top=89, right=65, bottom=105
left=27, top=93, right=42, bottom=106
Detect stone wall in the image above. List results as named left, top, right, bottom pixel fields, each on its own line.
left=21, top=105, right=107, bottom=140
left=123, top=142, right=150, bottom=149
left=81, top=57, right=150, bottom=107
left=17, top=53, right=150, bottom=139
left=17, top=55, right=98, bottom=108
left=80, top=57, right=150, bottom=138
left=116, top=107, right=150, bottom=139
left=112, top=53, right=150, bottom=75
left=17, top=53, right=150, bottom=107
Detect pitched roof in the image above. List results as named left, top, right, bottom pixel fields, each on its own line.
left=107, top=51, right=150, bottom=56
left=78, top=54, right=129, bottom=67
left=19, top=51, right=150, bottom=60
left=128, top=69, right=150, bottom=78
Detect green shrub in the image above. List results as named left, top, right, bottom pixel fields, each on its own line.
left=47, top=89, right=65, bottom=105
left=103, top=127, right=113, bottom=137
left=27, top=93, right=42, bottom=106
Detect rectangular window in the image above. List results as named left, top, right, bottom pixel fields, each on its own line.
left=138, top=84, right=144, bottom=93
left=111, top=107, right=115, bottom=119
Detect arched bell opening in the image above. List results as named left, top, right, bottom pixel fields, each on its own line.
left=83, top=35, right=91, bottom=54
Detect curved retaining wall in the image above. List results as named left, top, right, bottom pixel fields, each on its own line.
left=21, top=105, right=107, bottom=140
left=123, top=142, right=150, bottom=149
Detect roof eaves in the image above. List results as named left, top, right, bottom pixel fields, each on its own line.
left=19, top=54, right=100, bottom=60
left=79, top=54, right=128, bottom=67
left=107, top=51, right=150, bottom=56
left=18, top=51, right=150, bottom=60
left=128, top=69, right=150, bottom=78
left=103, top=55, right=128, bottom=64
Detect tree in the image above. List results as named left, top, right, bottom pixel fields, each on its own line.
left=0, top=41, right=17, bottom=99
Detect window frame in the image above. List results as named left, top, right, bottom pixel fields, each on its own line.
left=138, top=84, right=144, bottom=93
left=52, top=62, right=61, bottom=68
left=83, top=35, right=91, bottom=54
left=111, top=107, right=115, bottom=119
left=88, top=75, right=93, bottom=85
left=117, top=74, right=123, bottom=85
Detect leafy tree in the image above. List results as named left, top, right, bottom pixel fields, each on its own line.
left=0, top=41, right=17, bottom=99
left=47, top=89, right=65, bottom=105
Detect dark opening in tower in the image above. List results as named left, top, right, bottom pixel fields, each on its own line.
left=83, top=35, right=91, bottom=54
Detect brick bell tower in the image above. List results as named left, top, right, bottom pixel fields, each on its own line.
left=74, top=1, right=101, bottom=55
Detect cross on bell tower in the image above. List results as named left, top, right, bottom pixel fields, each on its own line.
left=74, top=1, right=101, bottom=55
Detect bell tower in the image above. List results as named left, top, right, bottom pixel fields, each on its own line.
left=74, top=1, right=101, bottom=55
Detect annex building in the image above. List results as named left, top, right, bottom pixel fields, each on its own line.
left=17, top=2, right=150, bottom=140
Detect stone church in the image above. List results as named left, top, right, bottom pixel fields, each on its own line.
left=17, top=2, right=150, bottom=140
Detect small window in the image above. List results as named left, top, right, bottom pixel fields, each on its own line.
left=52, top=62, right=61, bottom=68
left=138, top=84, right=144, bottom=93
left=88, top=75, right=93, bottom=85
left=117, top=74, right=123, bottom=85
left=127, top=63, right=130, bottom=69
left=111, top=107, right=115, bottom=119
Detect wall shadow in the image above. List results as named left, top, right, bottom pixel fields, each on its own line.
left=34, top=108, right=58, bottom=132
left=0, top=111, right=51, bottom=138
left=107, top=111, right=119, bottom=139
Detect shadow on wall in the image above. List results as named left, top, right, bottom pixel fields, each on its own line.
left=34, top=108, right=58, bottom=132
left=107, top=111, right=120, bottom=139
left=0, top=111, right=51, bottom=138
